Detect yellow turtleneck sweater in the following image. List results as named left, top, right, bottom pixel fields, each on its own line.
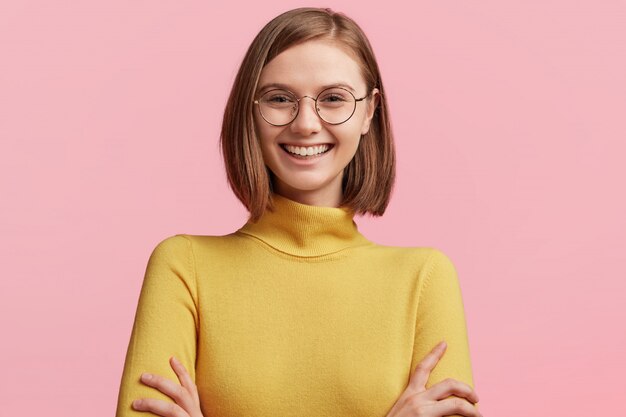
left=116, top=195, right=477, bottom=416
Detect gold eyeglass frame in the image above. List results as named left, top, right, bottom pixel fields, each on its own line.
left=253, top=86, right=370, bottom=126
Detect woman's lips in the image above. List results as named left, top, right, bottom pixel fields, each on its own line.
left=280, top=143, right=334, bottom=158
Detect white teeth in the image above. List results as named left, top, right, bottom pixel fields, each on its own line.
left=284, top=144, right=329, bottom=156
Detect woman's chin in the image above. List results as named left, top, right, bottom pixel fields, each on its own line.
left=272, top=174, right=343, bottom=198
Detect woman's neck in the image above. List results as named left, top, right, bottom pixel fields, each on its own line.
left=272, top=179, right=343, bottom=208
left=237, top=193, right=370, bottom=257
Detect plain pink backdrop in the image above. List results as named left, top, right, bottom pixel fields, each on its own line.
left=1, top=1, right=624, bottom=416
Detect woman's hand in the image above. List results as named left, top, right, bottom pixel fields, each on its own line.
left=386, top=341, right=482, bottom=417
left=132, top=356, right=204, bottom=417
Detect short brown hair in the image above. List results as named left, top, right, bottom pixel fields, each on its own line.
left=220, top=7, right=395, bottom=222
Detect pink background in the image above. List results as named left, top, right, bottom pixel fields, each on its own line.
left=1, top=1, right=624, bottom=416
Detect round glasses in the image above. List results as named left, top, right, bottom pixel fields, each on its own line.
left=253, top=86, right=369, bottom=126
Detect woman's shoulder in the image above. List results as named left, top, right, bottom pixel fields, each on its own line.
left=366, top=241, right=454, bottom=262
left=148, top=232, right=249, bottom=257
left=153, top=231, right=244, bottom=246
left=358, top=241, right=456, bottom=273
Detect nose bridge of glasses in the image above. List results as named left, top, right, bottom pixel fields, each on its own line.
left=297, top=95, right=317, bottom=107
left=295, top=95, right=320, bottom=116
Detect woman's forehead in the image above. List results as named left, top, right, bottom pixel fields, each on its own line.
left=257, top=82, right=357, bottom=96
left=258, top=40, right=366, bottom=93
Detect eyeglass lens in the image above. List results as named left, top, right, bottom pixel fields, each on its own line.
left=258, top=87, right=357, bottom=125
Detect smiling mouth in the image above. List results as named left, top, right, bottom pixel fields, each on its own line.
left=280, top=144, right=334, bottom=157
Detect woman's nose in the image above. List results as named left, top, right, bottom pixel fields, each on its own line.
left=290, top=96, right=322, bottom=136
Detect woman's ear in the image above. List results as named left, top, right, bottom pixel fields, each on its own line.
left=361, top=88, right=380, bottom=135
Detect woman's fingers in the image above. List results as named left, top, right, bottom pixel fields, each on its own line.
left=137, top=370, right=195, bottom=414
left=132, top=397, right=188, bottom=417
left=170, top=356, right=200, bottom=405
left=408, top=341, right=447, bottom=391
left=139, top=372, right=184, bottom=402
left=427, top=395, right=482, bottom=417
left=387, top=341, right=483, bottom=417
left=422, top=377, right=479, bottom=404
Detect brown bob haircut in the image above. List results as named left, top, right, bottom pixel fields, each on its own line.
left=220, top=7, right=395, bottom=222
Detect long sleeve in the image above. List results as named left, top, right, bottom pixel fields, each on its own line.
left=116, top=234, right=199, bottom=417
left=410, top=249, right=478, bottom=411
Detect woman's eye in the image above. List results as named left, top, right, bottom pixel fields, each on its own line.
left=321, top=94, right=346, bottom=102
left=268, top=95, right=293, bottom=103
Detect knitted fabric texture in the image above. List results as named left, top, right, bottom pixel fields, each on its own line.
left=116, top=194, right=476, bottom=416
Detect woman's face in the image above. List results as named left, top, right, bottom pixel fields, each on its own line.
left=254, top=39, right=379, bottom=207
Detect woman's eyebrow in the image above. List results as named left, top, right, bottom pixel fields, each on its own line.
left=257, top=82, right=356, bottom=94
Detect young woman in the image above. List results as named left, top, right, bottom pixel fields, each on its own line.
left=116, top=7, right=481, bottom=417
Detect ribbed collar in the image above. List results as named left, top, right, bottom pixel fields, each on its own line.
left=236, top=194, right=372, bottom=257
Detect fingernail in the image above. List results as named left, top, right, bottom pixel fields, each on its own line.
left=172, top=356, right=179, bottom=364
left=133, top=399, right=143, bottom=408
left=141, top=373, right=152, bottom=381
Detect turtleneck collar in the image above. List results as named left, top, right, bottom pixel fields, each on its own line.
left=236, top=194, right=372, bottom=257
